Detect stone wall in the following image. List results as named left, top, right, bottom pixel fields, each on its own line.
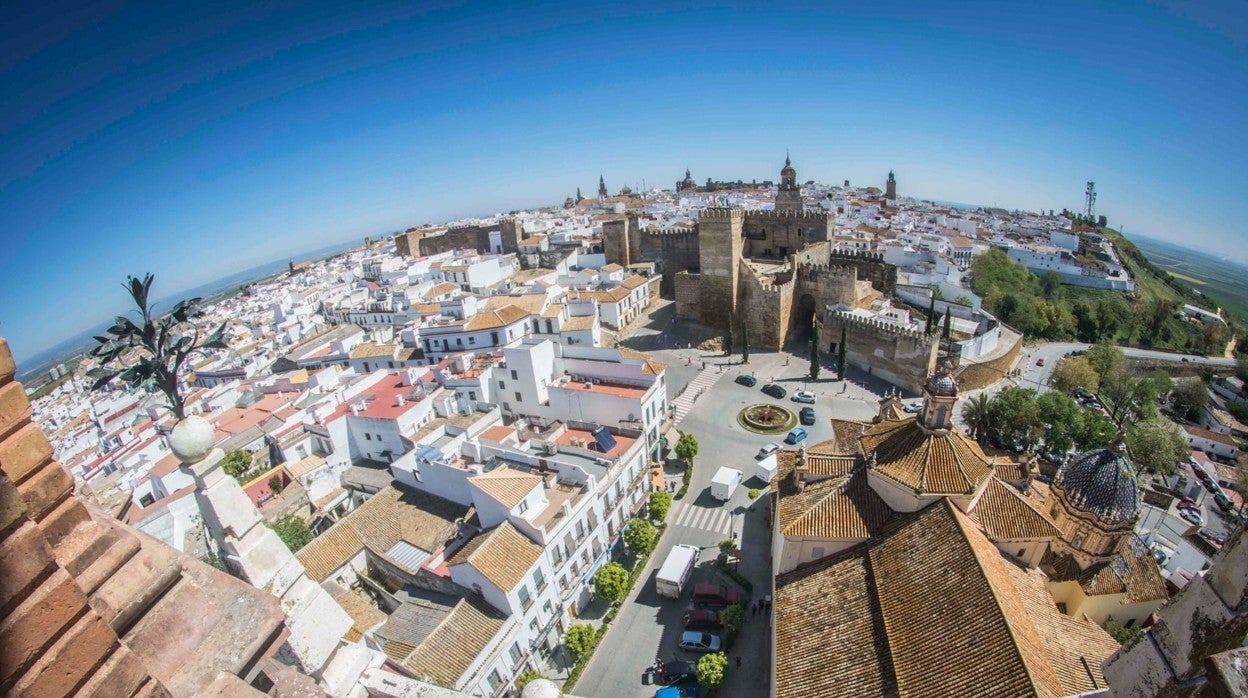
left=953, top=332, right=1022, bottom=391
left=827, top=250, right=897, bottom=296
left=674, top=272, right=702, bottom=321
left=823, top=311, right=938, bottom=394
left=741, top=210, right=833, bottom=259
left=602, top=218, right=630, bottom=268
left=739, top=261, right=795, bottom=351
left=402, top=224, right=501, bottom=257
left=696, top=208, right=745, bottom=330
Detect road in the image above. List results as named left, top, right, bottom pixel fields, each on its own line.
left=574, top=343, right=881, bottom=698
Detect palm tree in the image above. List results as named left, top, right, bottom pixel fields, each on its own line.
left=962, top=393, right=994, bottom=441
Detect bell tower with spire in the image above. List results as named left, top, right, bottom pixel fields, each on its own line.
left=775, top=153, right=802, bottom=213
left=885, top=170, right=897, bottom=200
left=598, top=175, right=608, bottom=201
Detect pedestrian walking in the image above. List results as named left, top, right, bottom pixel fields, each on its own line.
left=736, top=656, right=742, bottom=669
left=751, top=601, right=758, bottom=616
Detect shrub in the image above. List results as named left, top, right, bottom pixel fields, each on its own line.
left=268, top=514, right=313, bottom=552
left=221, top=449, right=251, bottom=479
left=747, top=488, right=760, bottom=499
left=715, top=556, right=753, bottom=593
left=268, top=475, right=285, bottom=495
left=516, top=670, right=544, bottom=690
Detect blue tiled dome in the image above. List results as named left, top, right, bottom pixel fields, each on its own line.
left=1056, top=447, right=1140, bottom=522
left=927, top=373, right=957, bottom=396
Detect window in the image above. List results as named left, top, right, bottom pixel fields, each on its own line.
left=518, top=584, right=532, bottom=610
left=1017, top=548, right=1025, bottom=558
left=543, top=600, right=554, bottom=617
left=811, top=546, right=825, bottom=560
left=499, top=380, right=506, bottom=389
left=365, top=433, right=372, bottom=441
left=509, top=642, right=523, bottom=665
left=511, top=369, right=518, bottom=380
left=517, top=499, right=529, bottom=515
left=376, top=434, right=383, bottom=441
left=456, top=337, right=463, bottom=347
left=515, top=391, right=522, bottom=403
left=486, top=669, right=503, bottom=692
left=533, top=567, right=545, bottom=590
left=469, top=391, right=476, bottom=400
left=1072, top=533, right=1086, bottom=548
left=529, top=618, right=539, bottom=634
left=469, top=336, right=476, bottom=344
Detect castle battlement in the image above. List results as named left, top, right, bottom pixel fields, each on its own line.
left=828, top=309, right=929, bottom=342
left=797, top=262, right=857, bottom=279
left=748, top=209, right=832, bottom=221
left=644, top=227, right=698, bottom=237
left=829, top=249, right=884, bottom=263
left=700, top=207, right=746, bottom=219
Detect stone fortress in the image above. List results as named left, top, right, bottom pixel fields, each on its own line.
left=604, top=156, right=941, bottom=392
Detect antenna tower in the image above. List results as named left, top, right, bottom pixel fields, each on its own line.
left=1084, top=181, right=1097, bottom=220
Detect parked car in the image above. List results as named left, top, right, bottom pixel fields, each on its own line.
left=678, top=631, right=722, bottom=653
left=784, top=427, right=809, bottom=444
left=790, top=390, right=816, bottom=404
left=656, top=685, right=698, bottom=698
left=735, top=374, right=757, bottom=387
left=690, top=583, right=741, bottom=607
left=1177, top=496, right=1198, bottom=510
left=682, top=608, right=723, bottom=630
left=762, top=383, right=787, bottom=399
left=902, top=402, right=922, bottom=414
left=1035, top=357, right=1045, bottom=367
left=756, top=443, right=781, bottom=460
left=1178, top=506, right=1204, bottom=527
left=657, top=659, right=697, bottom=684
left=800, top=407, right=816, bottom=425
left=1214, top=490, right=1235, bottom=513
left=1074, top=387, right=1094, bottom=401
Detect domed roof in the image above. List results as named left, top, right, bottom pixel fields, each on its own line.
left=1055, top=445, right=1140, bottom=522
left=781, top=155, right=796, bottom=178
left=926, top=360, right=958, bottom=397
left=521, top=679, right=562, bottom=698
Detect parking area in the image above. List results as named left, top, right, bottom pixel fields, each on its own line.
left=572, top=345, right=881, bottom=697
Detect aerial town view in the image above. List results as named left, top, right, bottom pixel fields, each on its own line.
left=2, top=4, right=1247, bottom=698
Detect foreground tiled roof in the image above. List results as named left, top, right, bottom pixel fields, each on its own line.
left=1042, top=545, right=1168, bottom=602
left=775, top=500, right=1120, bottom=697
left=446, top=521, right=543, bottom=591
left=400, top=595, right=508, bottom=687
left=970, top=477, right=1061, bottom=541
left=858, top=417, right=994, bottom=495
left=296, top=483, right=467, bottom=582
left=463, top=305, right=529, bottom=331
left=776, top=455, right=891, bottom=540
left=828, top=419, right=870, bottom=455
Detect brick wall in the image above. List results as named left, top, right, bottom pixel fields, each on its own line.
left=0, top=337, right=285, bottom=697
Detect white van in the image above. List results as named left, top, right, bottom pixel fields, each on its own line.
left=656, top=544, right=699, bottom=598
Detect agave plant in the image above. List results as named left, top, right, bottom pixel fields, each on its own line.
left=86, top=274, right=229, bottom=420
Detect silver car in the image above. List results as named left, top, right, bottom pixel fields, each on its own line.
left=678, top=631, right=722, bottom=653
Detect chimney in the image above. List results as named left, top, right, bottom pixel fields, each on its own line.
left=396, top=394, right=406, bottom=407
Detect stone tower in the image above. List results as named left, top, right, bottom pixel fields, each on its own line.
left=598, top=175, right=608, bottom=200
left=885, top=170, right=897, bottom=200
left=697, top=207, right=745, bottom=329
left=775, top=154, right=802, bottom=213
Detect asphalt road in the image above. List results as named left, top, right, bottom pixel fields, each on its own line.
left=574, top=346, right=880, bottom=698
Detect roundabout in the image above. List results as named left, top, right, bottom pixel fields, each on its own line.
left=737, top=403, right=798, bottom=434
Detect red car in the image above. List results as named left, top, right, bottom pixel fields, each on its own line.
left=1036, top=357, right=1046, bottom=367
left=682, top=608, right=723, bottom=630
left=691, top=583, right=742, bottom=607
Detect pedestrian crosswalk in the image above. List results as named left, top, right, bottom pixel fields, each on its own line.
left=668, top=500, right=734, bottom=536
left=671, top=366, right=725, bottom=422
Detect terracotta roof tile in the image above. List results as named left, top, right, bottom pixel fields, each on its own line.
left=859, top=418, right=994, bottom=495
left=446, top=521, right=543, bottom=591
left=400, top=596, right=508, bottom=686
left=970, top=477, right=1062, bottom=541
left=468, top=468, right=541, bottom=508
left=776, top=456, right=891, bottom=540
left=463, top=305, right=529, bottom=331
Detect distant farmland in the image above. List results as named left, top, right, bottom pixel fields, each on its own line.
left=1132, top=235, right=1248, bottom=324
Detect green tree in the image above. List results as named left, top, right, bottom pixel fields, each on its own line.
left=1037, top=391, right=1082, bottom=456
left=1125, top=419, right=1188, bottom=475
left=1100, top=365, right=1159, bottom=425
left=221, top=449, right=252, bottom=479
left=622, top=518, right=657, bottom=555
left=1227, top=400, right=1248, bottom=425
left=516, top=670, right=545, bottom=690
left=1049, top=357, right=1099, bottom=394
left=809, top=320, right=821, bottom=380
left=593, top=562, right=629, bottom=603
left=1085, top=342, right=1125, bottom=378
left=954, top=294, right=973, bottom=306
left=724, top=311, right=735, bottom=357
left=741, top=320, right=750, bottom=364
left=925, top=296, right=936, bottom=333
left=1236, top=355, right=1248, bottom=382
left=1171, top=379, right=1210, bottom=422
left=837, top=325, right=848, bottom=380
left=697, top=652, right=728, bottom=690
left=930, top=285, right=944, bottom=301
left=268, top=475, right=284, bottom=495
left=564, top=624, right=596, bottom=658
left=675, top=431, right=699, bottom=466
left=1145, top=370, right=1174, bottom=400
left=1039, top=271, right=1063, bottom=299
left=720, top=603, right=746, bottom=635
left=268, top=514, right=313, bottom=552
left=1074, top=409, right=1117, bottom=451
left=649, top=489, right=672, bottom=522
left=942, top=312, right=953, bottom=341
left=962, top=392, right=994, bottom=441
left=989, top=387, right=1042, bottom=451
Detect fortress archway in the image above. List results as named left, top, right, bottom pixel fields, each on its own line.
left=789, top=293, right=818, bottom=350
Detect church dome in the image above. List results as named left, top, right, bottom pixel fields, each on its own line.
left=781, top=156, right=796, bottom=179
left=1055, top=444, right=1140, bottom=523
left=926, top=361, right=958, bottom=397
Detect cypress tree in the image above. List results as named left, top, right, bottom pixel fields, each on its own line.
left=809, top=319, right=820, bottom=380
left=837, top=325, right=848, bottom=380
left=742, top=321, right=750, bottom=364
left=925, top=296, right=936, bottom=334
left=943, top=312, right=952, bottom=341
left=724, top=311, right=734, bottom=356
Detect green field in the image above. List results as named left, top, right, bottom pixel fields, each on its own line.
left=1129, top=234, right=1248, bottom=326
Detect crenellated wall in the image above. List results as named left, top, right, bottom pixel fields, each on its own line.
left=827, top=250, right=896, bottom=295
left=741, top=210, right=833, bottom=259
left=823, top=309, right=938, bottom=393
left=739, top=259, right=796, bottom=351
left=696, top=208, right=745, bottom=330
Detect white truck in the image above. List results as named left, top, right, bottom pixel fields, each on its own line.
left=656, top=544, right=700, bottom=598
left=710, top=466, right=743, bottom=501
left=754, top=453, right=778, bottom=484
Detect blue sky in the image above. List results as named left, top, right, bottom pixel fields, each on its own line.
left=2, top=0, right=1246, bottom=365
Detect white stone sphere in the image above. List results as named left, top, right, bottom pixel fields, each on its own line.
left=521, top=678, right=562, bottom=698
left=169, top=415, right=215, bottom=464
